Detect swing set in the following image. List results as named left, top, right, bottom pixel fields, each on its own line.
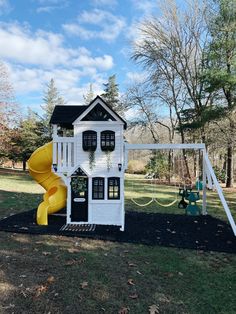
left=129, top=146, right=202, bottom=212
left=124, top=143, right=236, bottom=236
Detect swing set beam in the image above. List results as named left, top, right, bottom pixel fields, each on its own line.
left=125, top=143, right=205, bottom=150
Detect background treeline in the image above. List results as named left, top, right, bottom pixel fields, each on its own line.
left=0, top=0, right=235, bottom=187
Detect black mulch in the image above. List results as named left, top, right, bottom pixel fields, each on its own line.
left=0, top=209, right=235, bottom=254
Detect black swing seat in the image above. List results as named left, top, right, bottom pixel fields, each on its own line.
left=178, top=187, right=192, bottom=209
left=178, top=188, right=201, bottom=215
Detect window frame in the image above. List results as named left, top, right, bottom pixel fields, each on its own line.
left=92, top=177, right=105, bottom=200
left=108, top=177, right=120, bottom=200
left=82, top=130, right=97, bottom=151
left=101, top=130, right=115, bottom=152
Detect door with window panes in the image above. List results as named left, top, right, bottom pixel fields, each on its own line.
left=71, top=168, right=88, bottom=222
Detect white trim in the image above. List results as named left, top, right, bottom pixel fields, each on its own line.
left=66, top=177, right=72, bottom=224
left=73, top=121, right=123, bottom=126
left=202, top=149, right=207, bottom=215
left=204, top=151, right=236, bottom=236
left=67, top=165, right=91, bottom=177
left=72, top=97, right=125, bottom=126
left=52, top=124, right=57, bottom=137
left=120, top=176, right=125, bottom=231
left=125, top=143, right=205, bottom=150
left=54, top=136, right=75, bottom=143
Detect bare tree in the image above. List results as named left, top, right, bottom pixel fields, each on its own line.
left=124, top=81, right=179, bottom=181
left=0, top=61, right=19, bottom=164
left=125, top=81, right=176, bottom=143
left=132, top=0, right=213, bottom=142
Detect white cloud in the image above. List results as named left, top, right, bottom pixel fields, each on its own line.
left=7, top=63, right=103, bottom=105
left=124, top=107, right=138, bottom=120
left=0, top=22, right=114, bottom=71
left=1, top=22, right=114, bottom=108
left=36, top=0, right=66, bottom=4
left=132, top=0, right=157, bottom=16
left=36, top=6, right=56, bottom=13
left=36, top=0, right=69, bottom=13
left=63, top=9, right=126, bottom=42
left=125, top=19, right=140, bottom=41
left=0, top=0, right=11, bottom=15
left=74, top=54, right=114, bottom=71
left=91, top=0, right=117, bottom=8
left=0, top=23, right=69, bottom=67
left=126, top=71, right=147, bottom=83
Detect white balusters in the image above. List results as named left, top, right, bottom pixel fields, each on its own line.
left=53, top=137, right=75, bottom=172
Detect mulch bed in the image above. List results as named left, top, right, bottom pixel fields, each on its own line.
left=0, top=209, right=235, bottom=254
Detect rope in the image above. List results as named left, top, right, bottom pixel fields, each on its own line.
left=131, top=198, right=154, bottom=207
left=154, top=198, right=178, bottom=207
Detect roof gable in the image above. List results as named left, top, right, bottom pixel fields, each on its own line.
left=74, top=95, right=127, bottom=128
left=81, top=103, right=116, bottom=122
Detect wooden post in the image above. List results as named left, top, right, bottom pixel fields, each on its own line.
left=52, top=124, right=57, bottom=138
left=120, top=176, right=125, bottom=231
left=204, top=152, right=236, bottom=236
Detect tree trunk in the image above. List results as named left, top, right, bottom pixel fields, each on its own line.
left=177, top=113, right=191, bottom=180
left=226, top=144, right=234, bottom=187
left=179, top=127, right=191, bottom=180
left=23, top=159, right=27, bottom=171
left=167, top=150, right=173, bottom=184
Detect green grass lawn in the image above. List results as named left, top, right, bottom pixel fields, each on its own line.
left=0, top=171, right=236, bottom=314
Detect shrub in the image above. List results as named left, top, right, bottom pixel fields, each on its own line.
left=213, top=165, right=226, bottom=183
left=127, top=160, right=146, bottom=174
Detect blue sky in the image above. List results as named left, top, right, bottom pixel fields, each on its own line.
left=0, top=0, right=160, bottom=115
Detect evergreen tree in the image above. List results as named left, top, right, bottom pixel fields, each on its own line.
left=8, top=110, right=45, bottom=170
left=83, top=83, right=94, bottom=105
left=202, top=0, right=236, bottom=187
left=101, top=75, right=122, bottom=114
left=41, top=78, right=65, bottom=141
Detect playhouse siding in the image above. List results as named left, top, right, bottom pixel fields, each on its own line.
left=88, top=176, right=124, bottom=226
left=90, top=203, right=122, bottom=225
left=73, top=122, right=124, bottom=175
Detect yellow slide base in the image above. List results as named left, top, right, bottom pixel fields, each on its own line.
left=28, top=142, right=67, bottom=226
left=37, top=202, right=49, bottom=226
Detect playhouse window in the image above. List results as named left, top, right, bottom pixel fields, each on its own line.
left=92, top=177, right=104, bottom=199
left=108, top=177, right=120, bottom=199
left=101, top=130, right=115, bottom=151
left=83, top=131, right=97, bottom=151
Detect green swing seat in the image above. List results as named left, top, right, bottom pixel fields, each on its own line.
left=185, top=192, right=201, bottom=215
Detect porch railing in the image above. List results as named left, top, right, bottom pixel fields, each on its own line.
left=53, top=137, right=75, bottom=172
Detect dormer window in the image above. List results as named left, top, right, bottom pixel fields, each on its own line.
left=101, top=130, right=115, bottom=151
left=83, top=130, right=97, bottom=151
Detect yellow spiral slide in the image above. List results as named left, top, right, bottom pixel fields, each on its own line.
left=27, top=142, right=67, bottom=225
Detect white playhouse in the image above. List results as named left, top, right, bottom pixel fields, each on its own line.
left=50, top=95, right=127, bottom=230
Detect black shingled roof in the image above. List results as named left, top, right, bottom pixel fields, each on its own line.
left=50, top=95, right=127, bottom=129
left=50, top=105, right=88, bottom=129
